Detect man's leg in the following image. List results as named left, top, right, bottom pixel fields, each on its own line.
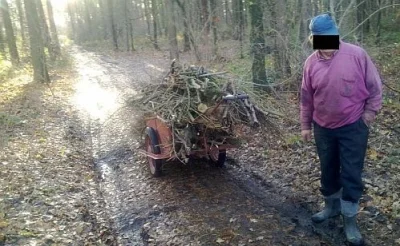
left=312, top=123, right=342, bottom=223
left=338, top=118, right=369, bottom=245
left=314, top=123, right=341, bottom=196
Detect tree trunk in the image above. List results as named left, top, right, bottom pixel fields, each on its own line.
left=129, top=20, right=135, bottom=51
left=364, top=0, right=371, bottom=34
left=201, top=0, right=210, bottom=36
left=277, top=0, right=291, bottom=77
left=143, top=0, right=151, bottom=36
left=128, top=0, right=135, bottom=51
left=312, top=0, right=319, bottom=16
left=166, top=0, right=179, bottom=60
left=249, top=0, right=267, bottom=88
left=239, top=0, right=244, bottom=58
left=98, top=0, right=108, bottom=39
left=151, top=0, right=160, bottom=50
left=83, top=0, right=93, bottom=41
left=159, top=0, right=167, bottom=36
left=1, top=0, right=20, bottom=65
left=107, top=0, right=119, bottom=50
left=356, top=0, right=365, bottom=43
left=298, top=0, right=306, bottom=43
left=16, top=0, right=26, bottom=44
left=330, top=0, right=336, bottom=17
left=124, top=0, right=131, bottom=51
left=224, top=0, right=231, bottom=25
left=0, top=23, right=6, bottom=57
left=268, top=0, right=283, bottom=76
left=210, top=0, right=218, bottom=57
left=175, top=0, right=191, bottom=52
left=46, top=0, right=61, bottom=57
left=36, top=0, right=52, bottom=52
left=24, top=0, right=50, bottom=83
left=232, top=0, right=239, bottom=40
left=375, top=0, right=382, bottom=45
left=67, top=2, right=77, bottom=41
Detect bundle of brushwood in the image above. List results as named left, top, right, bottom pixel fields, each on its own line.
left=131, top=61, right=281, bottom=159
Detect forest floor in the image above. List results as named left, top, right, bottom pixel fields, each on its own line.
left=0, top=42, right=399, bottom=246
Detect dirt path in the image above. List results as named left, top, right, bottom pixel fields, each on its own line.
left=68, top=46, right=353, bottom=246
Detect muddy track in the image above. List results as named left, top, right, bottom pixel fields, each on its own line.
left=70, top=46, right=351, bottom=246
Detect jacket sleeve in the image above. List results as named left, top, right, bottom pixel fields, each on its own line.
left=300, top=63, right=314, bottom=130
left=362, top=51, right=383, bottom=121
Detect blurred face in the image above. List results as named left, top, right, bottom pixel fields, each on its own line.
left=309, top=35, right=339, bottom=57
left=308, top=35, right=338, bottom=58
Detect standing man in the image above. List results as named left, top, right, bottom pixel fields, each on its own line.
left=300, top=13, right=382, bottom=245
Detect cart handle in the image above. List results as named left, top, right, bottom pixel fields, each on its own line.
left=222, top=93, right=249, bottom=101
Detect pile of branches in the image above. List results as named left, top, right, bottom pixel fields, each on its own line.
left=131, top=61, right=280, bottom=159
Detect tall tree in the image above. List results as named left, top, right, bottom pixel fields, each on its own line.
left=249, top=0, right=267, bottom=87
left=268, top=0, right=283, bottom=76
left=277, top=0, right=291, bottom=77
left=83, top=0, right=93, bottom=41
left=24, top=0, right=50, bottom=83
left=224, top=0, right=231, bottom=25
left=356, top=0, right=367, bottom=43
left=210, top=0, right=219, bottom=57
left=375, top=0, right=382, bottom=45
left=330, top=0, right=336, bottom=17
left=124, top=0, right=131, bottom=51
left=312, top=0, right=319, bottom=15
left=107, top=0, right=119, bottom=50
left=128, top=0, right=135, bottom=51
left=151, top=0, right=160, bottom=50
left=232, top=0, right=240, bottom=40
left=46, top=0, right=61, bottom=56
left=238, top=0, right=244, bottom=58
left=35, top=0, right=52, bottom=49
left=98, top=0, right=109, bottom=39
left=166, top=0, right=178, bottom=60
left=159, top=0, right=167, bottom=36
left=67, top=2, right=77, bottom=41
left=15, top=0, right=26, bottom=44
left=143, top=0, right=151, bottom=36
left=175, top=0, right=191, bottom=52
left=0, top=22, right=5, bottom=57
left=200, top=0, right=210, bottom=37
left=1, top=0, right=20, bottom=65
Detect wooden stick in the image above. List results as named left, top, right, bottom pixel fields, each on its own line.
left=198, top=71, right=227, bottom=77
left=244, top=99, right=260, bottom=126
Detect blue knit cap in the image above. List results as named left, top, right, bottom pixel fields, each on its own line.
left=309, top=12, right=339, bottom=35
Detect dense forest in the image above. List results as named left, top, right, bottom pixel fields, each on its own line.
left=1, top=0, right=399, bottom=85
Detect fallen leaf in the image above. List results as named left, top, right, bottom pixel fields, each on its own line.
left=368, top=148, right=378, bottom=160
left=198, top=103, right=208, bottom=113
left=216, top=238, right=225, bottom=244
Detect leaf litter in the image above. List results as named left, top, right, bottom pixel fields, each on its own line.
left=0, top=59, right=116, bottom=245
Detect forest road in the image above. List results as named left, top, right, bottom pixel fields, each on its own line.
left=70, top=46, right=348, bottom=246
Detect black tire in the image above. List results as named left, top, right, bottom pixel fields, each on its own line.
left=145, top=127, right=163, bottom=177
left=210, top=150, right=227, bottom=167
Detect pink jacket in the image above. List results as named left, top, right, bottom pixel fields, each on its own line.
left=300, top=41, right=382, bottom=130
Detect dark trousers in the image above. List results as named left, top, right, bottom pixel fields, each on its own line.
left=313, top=118, right=369, bottom=203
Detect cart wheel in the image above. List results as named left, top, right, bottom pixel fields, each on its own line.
left=209, top=149, right=227, bottom=167
left=145, top=127, right=163, bottom=177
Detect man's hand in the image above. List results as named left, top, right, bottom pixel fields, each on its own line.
left=362, top=111, right=375, bottom=127
left=301, top=130, right=312, bottom=142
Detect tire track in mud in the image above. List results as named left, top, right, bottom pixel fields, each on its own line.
left=71, top=46, right=347, bottom=246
